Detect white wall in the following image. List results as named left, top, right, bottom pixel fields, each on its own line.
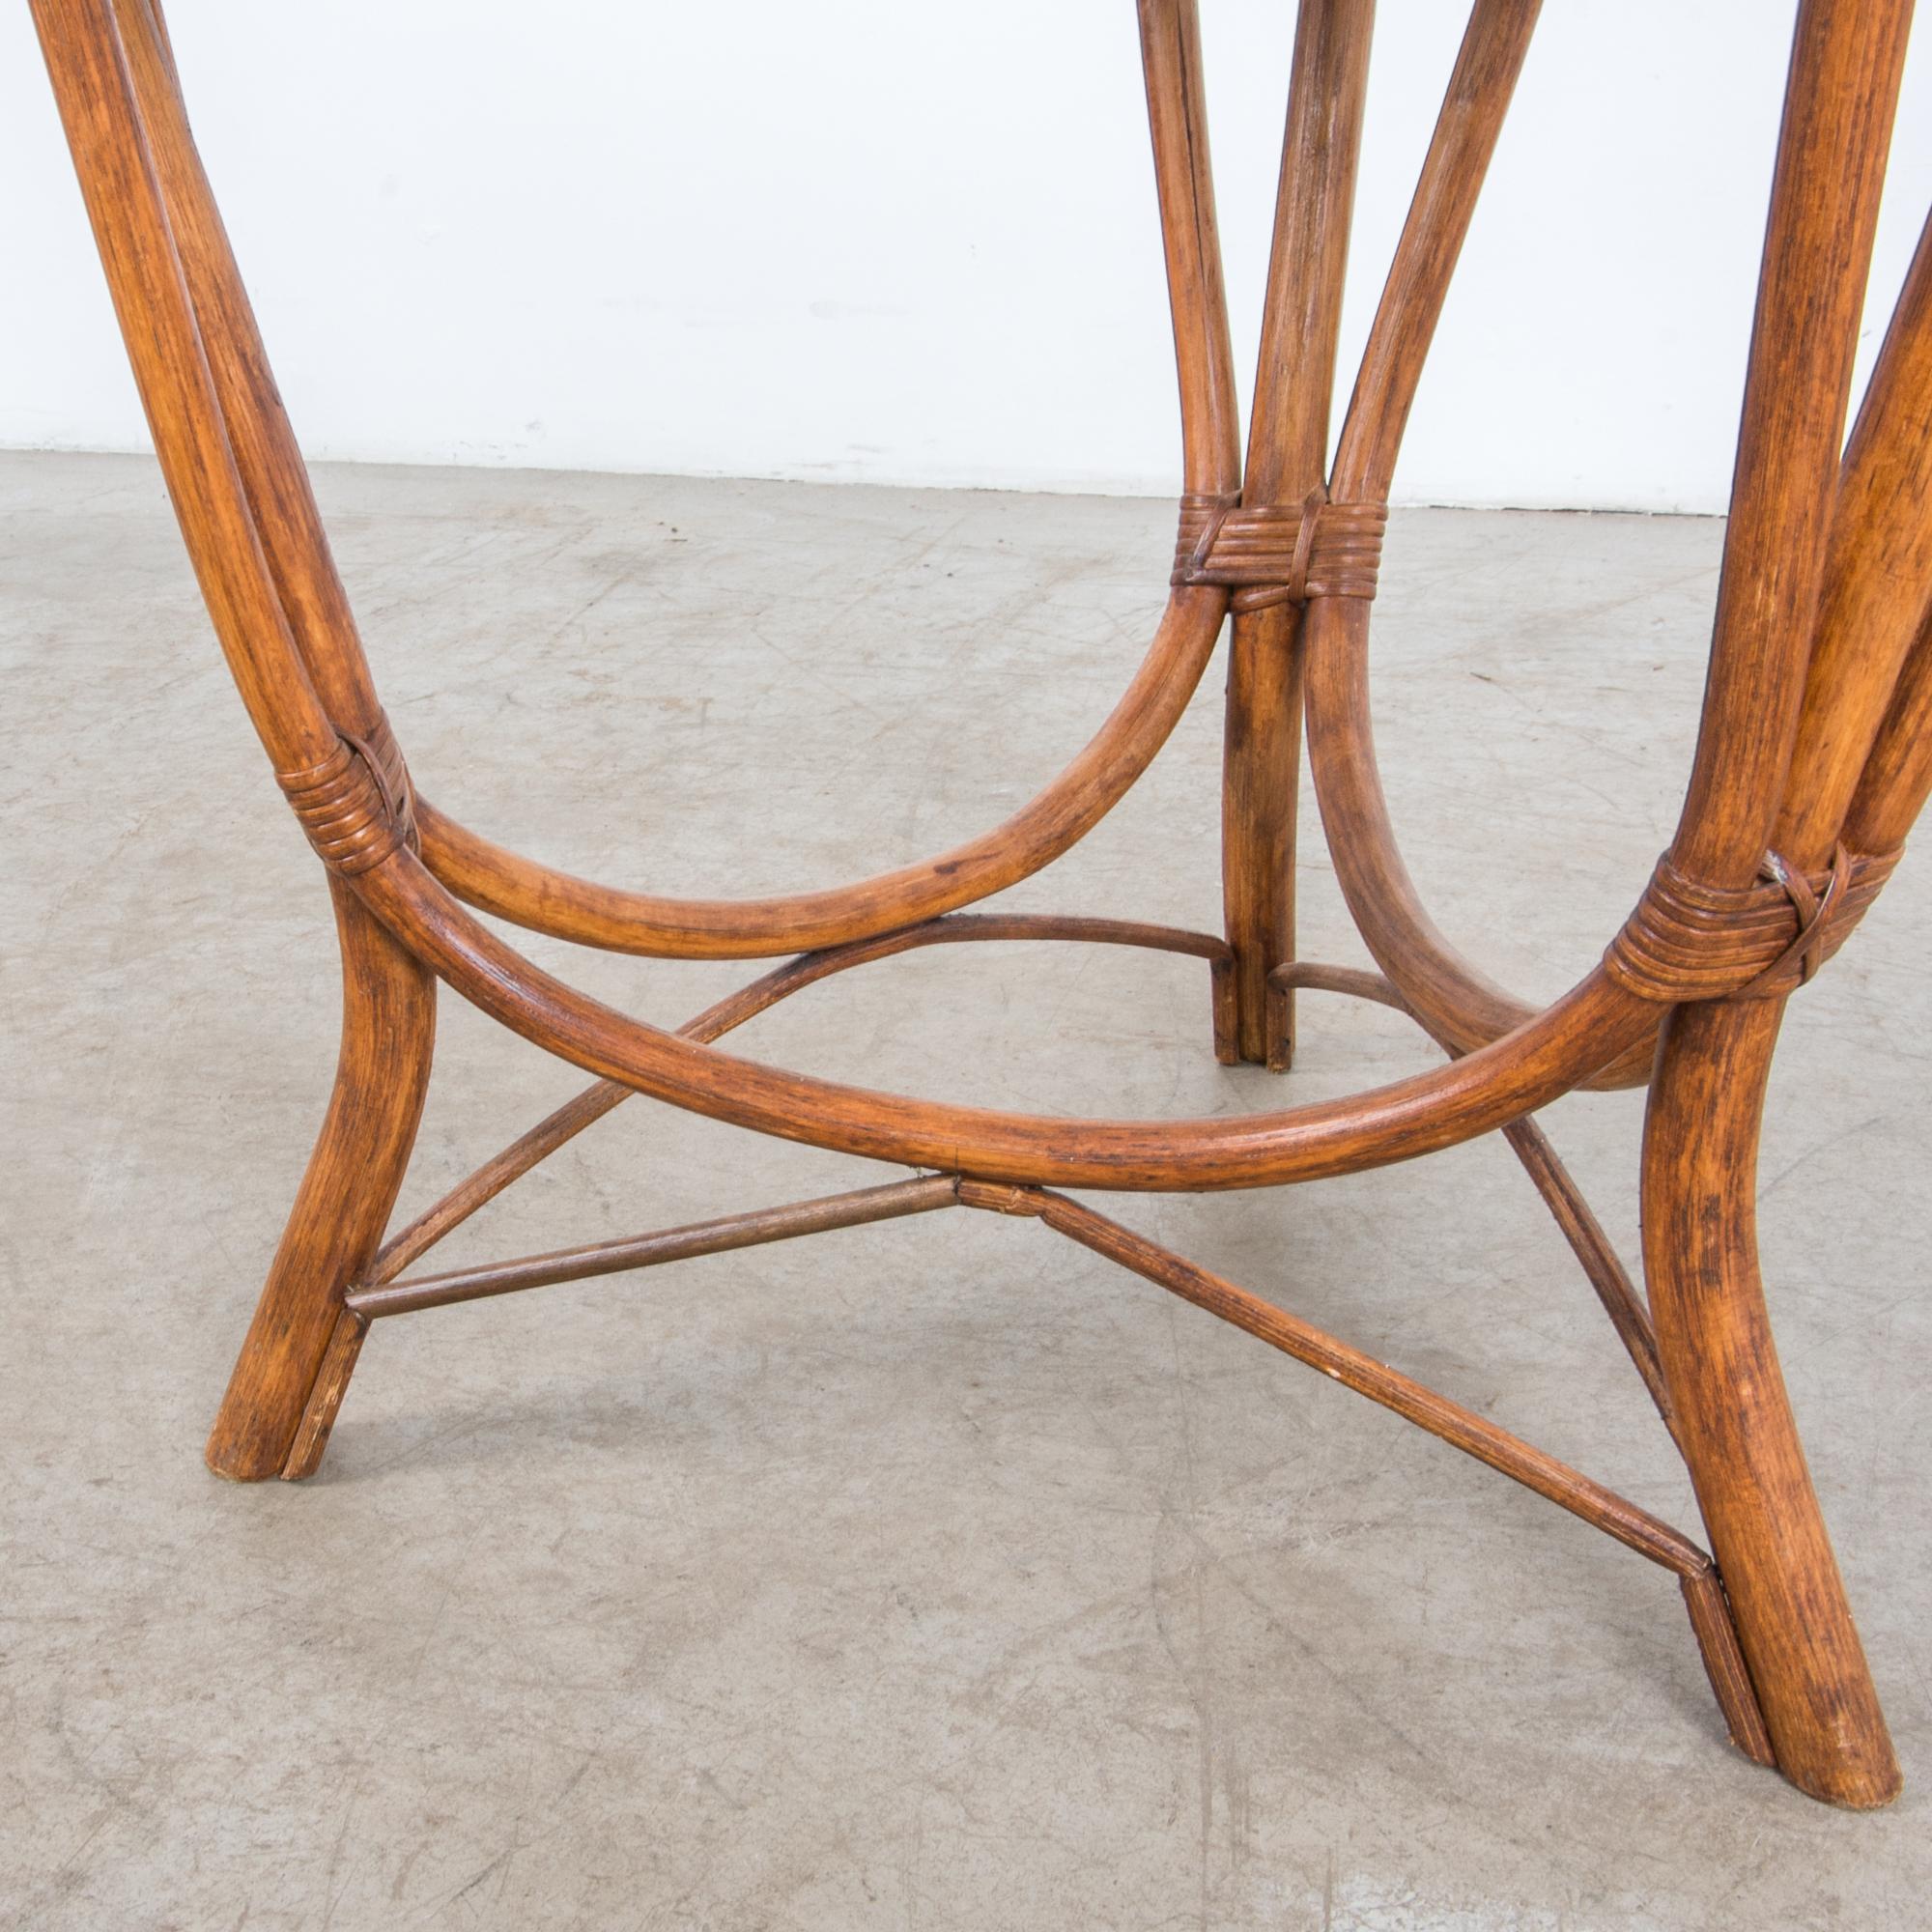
left=3, top=3, right=1927, bottom=512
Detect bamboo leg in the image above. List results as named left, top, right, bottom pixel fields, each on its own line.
left=1642, top=997, right=1899, bottom=1807
left=1221, top=0, right=1375, bottom=1069
left=205, top=879, right=436, bottom=1480
left=1222, top=606, right=1304, bottom=1067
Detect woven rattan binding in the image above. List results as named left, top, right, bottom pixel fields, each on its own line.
left=276, top=712, right=417, bottom=874
left=1174, top=489, right=1386, bottom=611
left=1605, top=843, right=1898, bottom=1004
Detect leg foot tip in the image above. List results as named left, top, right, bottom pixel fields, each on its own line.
left=1779, top=1757, right=1904, bottom=1809
left=203, top=1439, right=283, bottom=1483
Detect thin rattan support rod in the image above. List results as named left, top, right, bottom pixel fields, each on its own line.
left=1499, top=1117, right=1673, bottom=1430
left=956, top=1179, right=1773, bottom=1761
left=961, top=1181, right=1705, bottom=1577
left=373, top=1076, right=628, bottom=1288
left=349, top=1175, right=961, bottom=1321
left=372, top=913, right=1235, bottom=1285
left=1267, top=962, right=1670, bottom=1423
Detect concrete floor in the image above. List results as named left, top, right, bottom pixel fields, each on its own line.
left=2, top=450, right=1927, bottom=1929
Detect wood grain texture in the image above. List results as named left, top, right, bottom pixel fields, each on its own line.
left=278, top=1308, right=367, bottom=1484
left=1299, top=0, right=1655, bottom=1093
left=1668, top=0, right=1916, bottom=888
left=1138, top=0, right=1240, bottom=501
left=1681, top=1568, right=1779, bottom=1769
left=1644, top=996, right=1900, bottom=1806
left=28, top=0, right=339, bottom=777
left=117, top=0, right=388, bottom=743
left=204, top=880, right=435, bottom=1480
left=1776, top=208, right=1932, bottom=869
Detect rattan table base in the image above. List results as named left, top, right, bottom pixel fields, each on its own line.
left=33, top=0, right=1931, bottom=1807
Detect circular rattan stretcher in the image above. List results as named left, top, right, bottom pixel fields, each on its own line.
left=32, top=0, right=1932, bottom=1808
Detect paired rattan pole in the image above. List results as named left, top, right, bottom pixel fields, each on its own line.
left=1782, top=207, right=1932, bottom=867
left=1670, top=0, right=1916, bottom=892
left=1635, top=0, right=1917, bottom=1812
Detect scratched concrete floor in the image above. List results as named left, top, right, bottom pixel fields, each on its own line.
left=2, top=450, right=1927, bottom=1930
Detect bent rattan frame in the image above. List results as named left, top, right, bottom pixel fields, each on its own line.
left=33, top=0, right=1932, bottom=1809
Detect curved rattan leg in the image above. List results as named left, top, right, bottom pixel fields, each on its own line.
left=1642, top=997, right=1899, bottom=1807
left=204, top=880, right=436, bottom=1481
